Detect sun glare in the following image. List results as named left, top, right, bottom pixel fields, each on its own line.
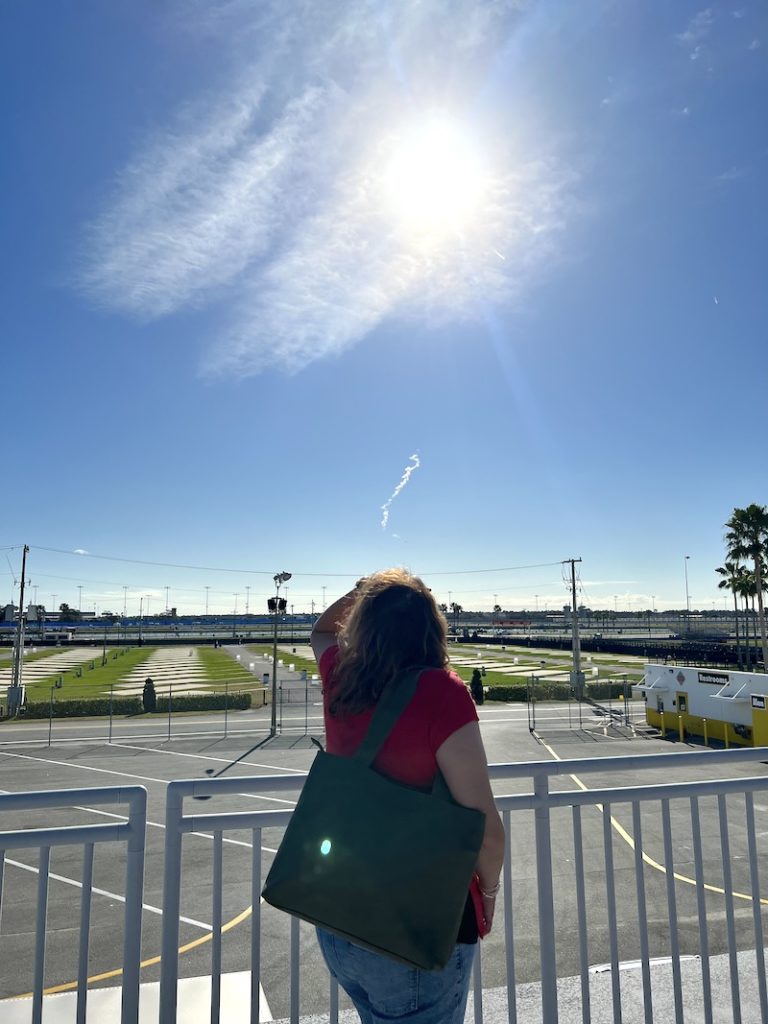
left=382, top=116, right=486, bottom=241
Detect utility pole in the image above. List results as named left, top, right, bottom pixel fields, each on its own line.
left=271, top=572, right=292, bottom=737
left=564, top=557, right=584, bottom=700
left=10, top=545, right=29, bottom=711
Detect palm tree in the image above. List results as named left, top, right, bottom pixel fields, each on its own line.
left=735, top=566, right=757, bottom=669
left=716, top=561, right=743, bottom=668
left=450, top=602, right=463, bottom=631
left=725, top=505, right=768, bottom=670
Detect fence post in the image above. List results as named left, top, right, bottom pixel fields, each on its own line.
left=703, top=719, right=708, bottom=747
left=159, top=784, right=184, bottom=1023
left=678, top=714, right=685, bottom=743
left=534, top=770, right=558, bottom=1023
left=121, top=789, right=147, bottom=1024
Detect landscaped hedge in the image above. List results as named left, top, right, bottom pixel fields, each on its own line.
left=486, top=681, right=630, bottom=703
left=587, top=682, right=631, bottom=700
left=18, top=698, right=142, bottom=718
left=486, top=683, right=570, bottom=702
left=155, top=692, right=252, bottom=712
left=13, top=692, right=252, bottom=718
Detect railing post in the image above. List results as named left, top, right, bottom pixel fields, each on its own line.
left=121, top=789, right=147, bottom=1024
left=534, top=771, right=558, bottom=1023
left=703, top=718, right=708, bottom=747
left=159, top=783, right=184, bottom=1023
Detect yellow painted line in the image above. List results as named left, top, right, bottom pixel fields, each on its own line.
left=536, top=735, right=768, bottom=907
left=14, top=904, right=255, bottom=997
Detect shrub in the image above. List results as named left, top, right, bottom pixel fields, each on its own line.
left=485, top=681, right=631, bottom=703
left=18, top=698, right=142, bottom=719
left=142, top=677, right=157, bottom=713
left=486, top=682, right=571, bottom=702
left=585, top=682, right=629, bottom=700
left=155, top=692, right=252, bottom=713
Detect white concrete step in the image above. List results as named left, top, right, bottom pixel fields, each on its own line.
left=0, top=971, right=271, bottom=1023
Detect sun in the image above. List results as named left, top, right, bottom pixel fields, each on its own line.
left=381, top=116, right=486, bottom=241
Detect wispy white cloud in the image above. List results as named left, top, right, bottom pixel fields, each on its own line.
left=748, top=38, right=761, bottom=50
left=77, top=1, right=576, bottom=376
left=677, top=8, right=714, bottom=48
left=716, top=165, right=749, bottom=183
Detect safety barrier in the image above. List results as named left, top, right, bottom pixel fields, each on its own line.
left=159, top=746, right=768, bottom=1024
left=0, top=785, right=146, bottom=1024
left=3, top=749, right=768, bottom=1022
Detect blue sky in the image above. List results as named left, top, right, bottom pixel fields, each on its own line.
left=1, top=1, right=766, bottom=616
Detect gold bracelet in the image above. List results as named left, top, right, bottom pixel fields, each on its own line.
left=479, top=880, right=500, bottom=898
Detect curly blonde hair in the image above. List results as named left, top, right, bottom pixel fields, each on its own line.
left=329, top=568, right=449, bottom=717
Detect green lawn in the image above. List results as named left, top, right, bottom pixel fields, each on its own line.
left=196, top=646, right=255, bottom=681
left=24, top=645, right=260, bottom=701
left=5, top=648, right=65, bottom=666
left=25, top=647, right=155, bottom=700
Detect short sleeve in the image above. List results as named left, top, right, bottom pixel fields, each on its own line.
left=425, top=669, right=479, bottom=753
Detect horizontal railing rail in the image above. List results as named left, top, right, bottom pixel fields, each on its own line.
left=0, top=785, right=146, bottom=1024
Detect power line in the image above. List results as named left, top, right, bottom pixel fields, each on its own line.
left=28, top=545, right=564, bottom=579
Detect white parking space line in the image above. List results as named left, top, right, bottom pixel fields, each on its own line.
left=4, top=857, right=211, bottom=930
left=0, top=722, right=325, bottom=746
left=72, top=804, right=278, bottom=853
left=0, top=750, right=298, bottom=808
left=109, top=741, right=307, bottom=774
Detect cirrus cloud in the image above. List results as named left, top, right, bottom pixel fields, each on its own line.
left=77, top=1, right=577, bottom=377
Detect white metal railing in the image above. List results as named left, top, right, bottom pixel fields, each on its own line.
left=159, top=746, right=768, bottom=1024
left=0, top=785, right=146, bottom=1024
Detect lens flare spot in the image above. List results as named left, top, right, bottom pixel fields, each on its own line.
left=320, top=839, right=332, bottom=856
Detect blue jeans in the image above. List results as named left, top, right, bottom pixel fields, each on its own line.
left=316, top=928, right=476, bottom=1024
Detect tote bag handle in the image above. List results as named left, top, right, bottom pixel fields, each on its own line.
left=351, top=668, right=424, bottom=768
left=351, top=668, right=454, bottom=800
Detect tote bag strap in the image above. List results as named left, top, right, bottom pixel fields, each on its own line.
left=353, top=668, right=424, bottom=767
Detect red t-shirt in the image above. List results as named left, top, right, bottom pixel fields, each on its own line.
left=319, top=646, right=478, bottom=788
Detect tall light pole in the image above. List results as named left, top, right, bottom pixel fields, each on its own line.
left=684, top=555, right=691, bottom=633
left=245, top=586, right=250, bottom=616
left=78, top=585, right=83, bottom=612
left=205, top=586, right=210, bottom=616
left=165, top=586, right=170, bottom=613
left=322, top=586, right=326, bottom=610
left=270, top=572, right=292, bottom=737
left=122, top=586, right=128, bottom=617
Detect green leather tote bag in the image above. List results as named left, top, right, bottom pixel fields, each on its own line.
left=261, top=668, right=486, bottom=970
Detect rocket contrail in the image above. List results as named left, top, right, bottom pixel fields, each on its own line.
left=380, top=454, right=420, bottom=530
